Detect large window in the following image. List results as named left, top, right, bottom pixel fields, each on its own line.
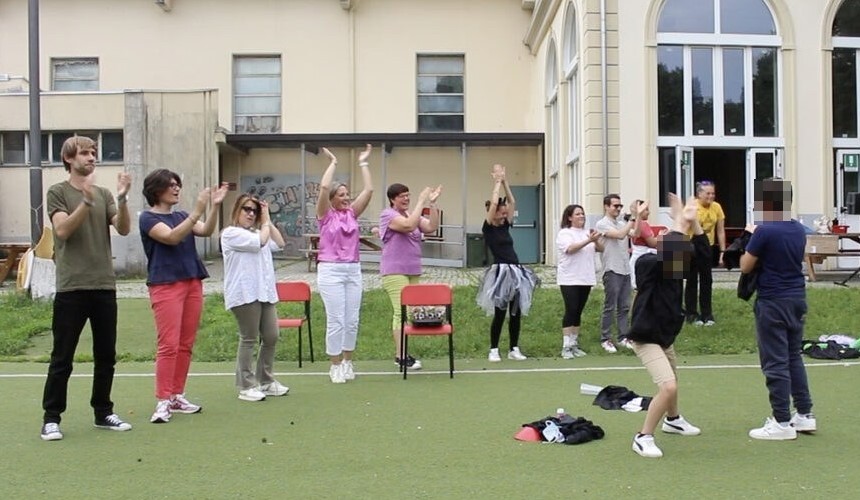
left=563, top=3, right=580, bottom=165
left=0, top=130, right=122, bottom=166
left=656, top=0, right=780, bottom=138
left=832, top=0, right=860, bottom=139
left=51, top=58, right=99, bottom=91
left=417, top=55, right=464, bottom=132
left=546, top=42, right=560, bottom=175
left=233, top=55, right=282, bottom=134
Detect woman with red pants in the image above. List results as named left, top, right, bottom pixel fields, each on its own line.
left=140, top=169, right=228, bottom=423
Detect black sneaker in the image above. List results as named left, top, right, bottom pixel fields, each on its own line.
left=685, top=314, right=698, bottom=324
left=94, top=414, right=132, bottom=432
left=394, top=355, right=423, bottom=370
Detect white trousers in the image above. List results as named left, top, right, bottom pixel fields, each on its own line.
left=317, top=262, right=363, bottom=356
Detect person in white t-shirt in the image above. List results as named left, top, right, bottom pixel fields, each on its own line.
left=556, top=204, right=604, bottom=359
left=221, top=195, right=288, bottom=403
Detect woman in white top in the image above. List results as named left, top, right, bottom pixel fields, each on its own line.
left=556, top=204, right=604, bottom=359
left=221, top=194, right=287, bottom=402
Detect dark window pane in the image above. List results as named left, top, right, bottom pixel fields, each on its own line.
left=102, top=132, right=124, bottom=162
left=752, top=47, right=777, bottom=137
left=658, top=45, right=684, bottom=136
left=52, top=132, right=73, bottom=164
left=658, top=0, right=714, bottom=33
left=418, top=115, right=464, bottom=132
left=658, top=147, right=677, bottom=207
left=692, top=48, right=714, bottom=135
left=723, top=48, right=746, bottom=136
left=833, top=0, right=860, bottom=36
left=40, top=134, right=49, bottom=162
left=1, top=132, right=25, bottom=164
left=720, top=0, right=775, bottom=35
left=417, top=75, right=463, bottom=93
left=833, top=48, right=858, bottom=138
left=417, top=95, right=464, bottom=113
left=755, top=152, right=774, bottom=180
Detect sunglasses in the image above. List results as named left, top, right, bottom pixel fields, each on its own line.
left=611, top=204, right=624, bottom=209
left=241, top=206, right=258, bottom=215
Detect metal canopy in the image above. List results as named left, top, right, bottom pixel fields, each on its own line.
left=225, top=132, right=543, bottom=154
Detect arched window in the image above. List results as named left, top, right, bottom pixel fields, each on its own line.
left=656, top=0, right=780, bottom=138
left=833, top=0, right=860, bottom=138
left=546, top=40, right=561, bottom=231
left=562, top=3, right=581, bottom=204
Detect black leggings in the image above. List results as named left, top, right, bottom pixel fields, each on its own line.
left=560, top=285, right=592, bottom=328
left=490, top=301, right=521, bottom=350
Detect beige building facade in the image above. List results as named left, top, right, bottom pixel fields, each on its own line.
left=1, top=0, right=859, bottom=272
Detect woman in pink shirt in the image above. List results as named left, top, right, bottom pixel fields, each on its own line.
left=316, top=145, right=373, bottom=384
left=379, top=182, right=442, bottom=371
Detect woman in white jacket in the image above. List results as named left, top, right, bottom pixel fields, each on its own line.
left=221, top=194, right=288, bottom=402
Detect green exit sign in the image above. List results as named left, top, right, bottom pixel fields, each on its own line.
left=845, top=154, right=860, bottom=172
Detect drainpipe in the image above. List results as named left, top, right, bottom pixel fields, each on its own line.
left=600, top=0, right=609, bottom=194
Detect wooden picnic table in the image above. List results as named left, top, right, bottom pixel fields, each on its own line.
left=0, top=243, right=31, bottom=284
left=302, top=234, right=382, bottom=272
left=805, top=233, right=860, bottom=283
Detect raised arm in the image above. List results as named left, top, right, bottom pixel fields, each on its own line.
left=194, top=182, right=229, bottom=237
left=316, top=147, right=338, bottom=219
left=499, top=170, right=515, bottom=224
left=485, top=176, right=503, bottom=225
left=147, top=187, right=209, bottom=246
left=259, top=200, right=285, bottom=248
left=350, top=144, right=374, bottom=217
left=111, top=172, right=132, bottom=236
left=418, top=185, right=442, bottom=234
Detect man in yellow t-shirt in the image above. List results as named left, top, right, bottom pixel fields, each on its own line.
left=684, top=181, right=726, bottom=326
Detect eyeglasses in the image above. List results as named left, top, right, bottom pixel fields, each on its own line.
left=241, top=206, right=258, bottom=215
left=168, top=181, right=182, bottom=189
left=611, top=204, right=624, bottom=209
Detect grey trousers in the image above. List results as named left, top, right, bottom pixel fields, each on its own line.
left=232, top=301, right=279, bottom=390
left=601, top=270, right=631, bottom=342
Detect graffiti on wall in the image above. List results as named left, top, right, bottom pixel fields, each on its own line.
left=241, top=174, right=348, bottom=257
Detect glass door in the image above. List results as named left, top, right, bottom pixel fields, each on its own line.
left=746, top=148, right=783, bottom=223
left=675, top=146, right=694, bottom=200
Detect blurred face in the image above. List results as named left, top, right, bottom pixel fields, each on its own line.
left=698, top=184, right=716, bottom=205
left=657, top=233, right=692, bottom=279
left=331, top=185, right=351, bottom=210
left=570, top=208, right=586, bottom=228
left=494, top=204, right=509, bottom=222
left=239, top=200, right=259, bottom=228
left=605, top=198, right=622, bottom=218
left=392, top=191, right=410, bottom=212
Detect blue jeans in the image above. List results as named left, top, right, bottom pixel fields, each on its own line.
left=601, top=271, right=631, bottom=342
left=754, top=297, right=813, bottom=422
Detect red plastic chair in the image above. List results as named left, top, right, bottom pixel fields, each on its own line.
left=399, top=284, right=454, bottom=379
left=275, top=281, right=314, bottom=368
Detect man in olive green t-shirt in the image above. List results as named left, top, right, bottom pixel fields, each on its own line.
left=40, top=136, right=132, bottom=441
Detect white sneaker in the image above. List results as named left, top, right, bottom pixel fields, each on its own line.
left=238, top=387, right=267, bottom=401
left=561, top=346, right=575, bottom=360
left=661, top=415, right=701, bottom=436
left=40, top=422, right=63, bottom=441
left=170, top=394, right=202, bottom=414
left=329, top=364, right=346, bottom=384
left=703, top=320, right=715, bottom=327
left=619, top=338, right=634, bottom=350
left=341, top=360, right=356, bottom=381
left=789, top=412, right=817, bottom=433
left=507, top=347, right=527, bottom=361
left=749, top=417, right=797, bottom=440
left=261, top=381, right=290, bottom=396
left=632, top=433, right=663, bottom=458
left=571, top=344, right=587, bottom=357
left=150, top=399, right=171, bottom=423
left=488, top=348, right=502, bottom=363
left=601, top=340, right=617, bottom=354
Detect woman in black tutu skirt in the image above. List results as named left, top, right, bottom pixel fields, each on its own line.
left=477, top=164, right=539, bottom=362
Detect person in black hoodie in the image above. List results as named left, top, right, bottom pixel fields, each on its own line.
left=628, top=193, right=705, bottom=458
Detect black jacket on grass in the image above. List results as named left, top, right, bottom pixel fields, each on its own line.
left=627, top=253, right=684, bottom=348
